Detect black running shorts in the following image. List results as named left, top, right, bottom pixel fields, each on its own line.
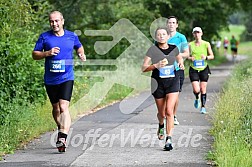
left=45, top=80, right=74, bottom=104
left=151, top=74, right=180, bottom=99
left=189, top=66, right=211, bottom=82
left=231, top=48, right=237, bottom=53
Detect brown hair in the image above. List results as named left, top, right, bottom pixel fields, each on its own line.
left=155, top=27, right=169, bottom=37
left=166, top=16, right=178, bottom=24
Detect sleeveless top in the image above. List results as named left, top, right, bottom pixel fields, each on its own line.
left=189, top=40, right=209, bottom=71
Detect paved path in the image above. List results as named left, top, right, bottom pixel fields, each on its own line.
left=0, top=55, right=243, bottom=167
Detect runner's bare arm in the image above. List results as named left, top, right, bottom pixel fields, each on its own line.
left=206, top=43, right=214, bottom=60
left=76, top=46, right=86, bottom=61
left=177, top=54, right=184, bottom=70
left=32, top=47, right=60, bottom=60
left=142, top=56, right=153, bottom=72
left=180, top=47, right=189, bottom=59
left=142, top=56, right=167, bottom=72
left=187, top=44, right=195, bottom=61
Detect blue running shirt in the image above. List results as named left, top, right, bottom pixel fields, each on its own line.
left=168, top=32, right=188, bottom=71
left=33, top=30, right=82, bottom=85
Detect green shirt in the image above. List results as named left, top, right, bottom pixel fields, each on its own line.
left=230, top=38, right=237, bottom=49
left=189, top=40, right=209, bottom=71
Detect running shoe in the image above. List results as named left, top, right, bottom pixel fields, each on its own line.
left=157, top=127, right=165, bottom=140
left=174, top=116, right=180, bottom=125
left=200, top=107, right=206, bottom=114
left=56, top=138, right=66, bottom=153
left=164, top=138, right=173, bottom=151
left=194, top=99, right=201, bottom=109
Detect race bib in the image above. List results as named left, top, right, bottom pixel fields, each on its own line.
left=193, top=60, right=205, bottom=68
left=159, top=65, right=175, bottom=78
left=50, top=60, right=65, bottom=72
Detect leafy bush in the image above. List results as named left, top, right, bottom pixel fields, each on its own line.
left=0, top=0, right=50, bottom=124
left=0, top=0, right=53, bottom=157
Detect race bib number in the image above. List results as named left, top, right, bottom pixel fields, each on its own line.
left=50, top=60, right=65, bottom=72
left=193, top=60, right=205, bottom=68
left=159, top=65, right=175, bottom=78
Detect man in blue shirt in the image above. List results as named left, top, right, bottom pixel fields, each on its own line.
left=167, top=16, right=189, bottom=125
left=32, top=11, right=85, bottom=152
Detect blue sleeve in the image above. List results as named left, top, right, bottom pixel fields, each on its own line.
left=180, top=35, right=189, bottom=52
left=33, top=34, right=44, bottom=51
left=74, top=34, right=82, bottom=50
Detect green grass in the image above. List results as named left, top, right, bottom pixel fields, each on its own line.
left=210, top=62, right=252, bottom=166
left=0, top=100, right=55, bottom=159
left=238, top=41, right=252, bottom=55
left=209, top=24, right=252, bottom=166
left=219, top=24, right=245, bottom=41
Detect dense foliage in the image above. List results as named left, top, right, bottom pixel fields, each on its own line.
left=46, top=0, right=252, bottom=57
left=0, top=0, right=53, bottom=156
left=0, top=0, right=46, bottom=124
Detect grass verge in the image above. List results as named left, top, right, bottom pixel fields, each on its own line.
left=209, top=57, right=252, bottom=166
left=0, top=100, right=55, bottom=160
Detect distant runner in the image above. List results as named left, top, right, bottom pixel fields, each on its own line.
left=223, top=36, right=229, bottom=56
left=230, top=35, right=239, bottom=62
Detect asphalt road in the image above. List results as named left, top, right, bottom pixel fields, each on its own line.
left=0, top=55, right=241, bottom=167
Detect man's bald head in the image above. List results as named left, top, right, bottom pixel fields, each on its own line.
left=49, top=11, right=64, bottom=20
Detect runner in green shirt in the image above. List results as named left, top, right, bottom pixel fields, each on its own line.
left=230, top=35, right=239, bottom=62
left=188, top=27, right=214, bottom=114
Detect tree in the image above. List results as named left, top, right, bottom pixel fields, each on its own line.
left=47, top=0, right=156, bottom=59
left=46, top=0, right=252, bottom=54
left=144, top=0, right=235, bottom=41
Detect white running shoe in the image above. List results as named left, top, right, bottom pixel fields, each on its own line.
left=174, top=116, right=180, bottom=125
